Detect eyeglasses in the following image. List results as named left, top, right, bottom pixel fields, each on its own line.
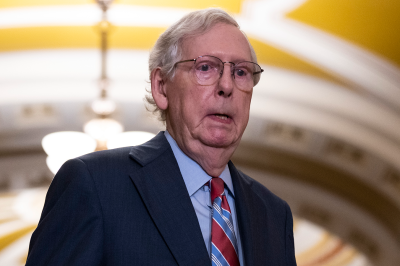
left=174, top=55, right=264, bottom=91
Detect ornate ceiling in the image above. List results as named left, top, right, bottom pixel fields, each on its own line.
left=0, top=0, right=399, bottom=265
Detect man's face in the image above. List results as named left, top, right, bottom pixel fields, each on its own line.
left=164, top=23, right=253, bottom=152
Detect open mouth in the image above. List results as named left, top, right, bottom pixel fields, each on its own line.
left=214, top=114, right=230, bottom=120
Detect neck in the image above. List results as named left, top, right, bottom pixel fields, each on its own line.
left=188, top=144, right=236, bottom=177
left=167, top=130, right=239, bottom=177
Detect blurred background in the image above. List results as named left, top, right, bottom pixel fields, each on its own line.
left=1, top=0, right=400, bottom=265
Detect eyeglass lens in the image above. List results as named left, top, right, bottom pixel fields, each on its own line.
left=193, top=55, right=262, bottom=89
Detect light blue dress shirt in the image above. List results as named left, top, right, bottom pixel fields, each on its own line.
left=165, top=131, right=244, bottom=265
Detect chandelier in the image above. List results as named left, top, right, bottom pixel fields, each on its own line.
left=42, top=0, right=155, bottom=174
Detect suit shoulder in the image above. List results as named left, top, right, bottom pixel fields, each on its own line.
left=79, top=146, right=132, bottom=163
left=64, top=147, right=136, bottom=180
left=74, top=146, right=135, bottom=169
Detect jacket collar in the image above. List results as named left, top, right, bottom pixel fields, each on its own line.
left=128, top=131, right=210, bottom=266
left=230, top=161, right=284, bottom=266
left=129, top=131, right=170, bottom=166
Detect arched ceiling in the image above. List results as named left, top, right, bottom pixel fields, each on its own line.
left=2, top=0, right=400, bottom=67
left=1, top=0, right=399, bottom=106
left=287, top=0, right=400, bottom=67
left=1, top=1, right=400, bottom=265
left=0, top=0, right=353, bottom=85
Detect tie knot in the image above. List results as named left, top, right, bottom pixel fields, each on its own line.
left=210, top=177, right=225, bottom=202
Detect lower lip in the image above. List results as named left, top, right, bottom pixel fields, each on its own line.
left=208, top=115, right=232, bottom=124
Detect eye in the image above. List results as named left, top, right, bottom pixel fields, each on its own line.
left=234, top=68, right=249, bottom=77
left=195, top=63, right=214, bottom=72
left=199, top=64, right=211, bottom=72
left=195, top=59, right=220, bottom=73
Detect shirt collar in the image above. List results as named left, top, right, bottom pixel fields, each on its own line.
left=164, top=131, right=235, bottom=197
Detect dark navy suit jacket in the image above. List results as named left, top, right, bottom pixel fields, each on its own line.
left=26, top=132, right=296, bottom=265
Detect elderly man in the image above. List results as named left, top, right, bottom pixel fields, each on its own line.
left=27, top=8, right=296, bottom=266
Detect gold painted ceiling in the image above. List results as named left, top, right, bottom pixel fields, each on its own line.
left=4, top=0, right=399, bottom=88
left=1, top=1, right=400, bottom=265
left=288, top=0, right=400, bottom=66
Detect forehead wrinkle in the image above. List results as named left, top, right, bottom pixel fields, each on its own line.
left=181, top=24, right=251, bottom=62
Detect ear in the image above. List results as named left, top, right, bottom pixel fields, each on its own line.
left=151, top=67, right=168, bottom=110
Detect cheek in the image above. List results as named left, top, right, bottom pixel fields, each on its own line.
left=167, top=78, right=191, bottom=111
left=178, top=91, right=202, bottom=122
left=189, top=85, right=209, bottom=100
left=239, top=93, right=252, bottom=112
left=186, top=86, right=212, bottom=110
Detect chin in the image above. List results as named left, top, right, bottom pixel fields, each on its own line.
left=199, top=132, right=239, bottom=148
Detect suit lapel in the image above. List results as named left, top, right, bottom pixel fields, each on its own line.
left=128, top=132, right=210, bottom=266
left=229, top=161, right=271, bottom=266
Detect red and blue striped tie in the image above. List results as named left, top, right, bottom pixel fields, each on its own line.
left=210, top=177, right=240, bottom=266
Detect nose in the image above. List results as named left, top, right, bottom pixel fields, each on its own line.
left=217, top=63, right=234, bottom=98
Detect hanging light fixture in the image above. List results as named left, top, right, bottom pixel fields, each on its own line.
left=42, top=0, right=155, bottom=174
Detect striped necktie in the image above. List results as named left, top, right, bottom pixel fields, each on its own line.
left=210, top=177, right=240, bottom=266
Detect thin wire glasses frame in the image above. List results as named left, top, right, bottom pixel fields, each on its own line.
left=174, top=55, right=264, bottom=91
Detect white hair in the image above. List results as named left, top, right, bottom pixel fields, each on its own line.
left=145, top=8, right=257, bottom=122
